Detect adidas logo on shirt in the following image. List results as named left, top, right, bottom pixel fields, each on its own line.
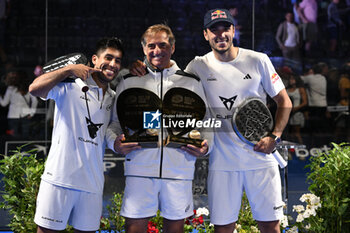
left=243, top=74, right=252, bottom=79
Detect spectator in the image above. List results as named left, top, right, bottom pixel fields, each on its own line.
left=287, top=74, right=308, bottom=144
left=296, top=0, right=318, bottom=56
left=301, top=62, right=328, bottom=134
left=327, top=0, right=344, bottom=57
left=275, top=11, right=301, bottom=61
left=335, top=61, right=350, bottom=142
left=228, top=6, right=242, bottom=46
left=0, top=69, right=38, bottom=139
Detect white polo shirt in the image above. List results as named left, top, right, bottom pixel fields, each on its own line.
left=41, top=76, right=115, bottom=194
left=186, top=48, right=285, bottom=171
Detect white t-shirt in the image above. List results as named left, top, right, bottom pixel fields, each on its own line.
left=41, top=76, right=115, bottom=194
left=301, top=74, right=327, bottom=107
left=284, top=22, right=298, bottom=47
left=0, top=86, right=38, bottom=118
left=185, top=48, right=285, bottom=171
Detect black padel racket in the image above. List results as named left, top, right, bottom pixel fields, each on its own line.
left=43, top=53, right=89, bottom=92
left=232, top=98, right=287, bottom=168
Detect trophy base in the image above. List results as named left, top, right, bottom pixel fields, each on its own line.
left=164, top=135, right=203, bottom=148
left=124, top=136, right=159, bottom=148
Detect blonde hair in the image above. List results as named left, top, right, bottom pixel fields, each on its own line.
left=141, top=24, right=176, bottom=47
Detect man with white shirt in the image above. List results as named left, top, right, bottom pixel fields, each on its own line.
left=29, top=37, right=124, bottom=233
left=275, top=11, right=300, bottom=61
left=107, top=24, right=212, bottom=233
left=185, top=9, right=292, bottom=233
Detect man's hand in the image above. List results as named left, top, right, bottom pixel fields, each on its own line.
left=181, top=140, right=209, bottom=157
left=113, top=134, right=141, bottom=155
left=130, top=60, right=147, bottom=76
left=66, top=64, right=101, bottom=81
left=254, top=136, right=276, bottom=154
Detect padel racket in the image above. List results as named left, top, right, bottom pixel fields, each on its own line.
left=232, top=97, right=287, bottom=168
left=43, top=53, right=89, bottom=92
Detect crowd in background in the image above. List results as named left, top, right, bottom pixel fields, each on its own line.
left=0, top=0, right=349, bottom=153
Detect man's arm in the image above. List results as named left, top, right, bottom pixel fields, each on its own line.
left=29, top=64, right=100, bottom=98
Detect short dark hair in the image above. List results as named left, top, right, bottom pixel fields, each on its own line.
left=95, top=37, right=124, bottom=56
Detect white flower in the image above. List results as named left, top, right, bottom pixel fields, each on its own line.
left=286, top=226, right=298, bottom=233
left=303, top=208, right=315, bottom=218
left=296, top=213, right=304, bottom=222
left=305, top=223, right=311, bottom=229
left=280, top=215, right=289, bottom=228
left=209, top=223, right=214, bottom=227
left=236, top=224, right=242, bottom=230
left=293, top=204, right=305, bottom=213
left=196, top=207, right=209, bottom=217
left=250, top=226, right=259, bottom=232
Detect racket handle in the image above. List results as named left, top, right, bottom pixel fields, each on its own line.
left=272, top=149, right=287, bottom=168
left=75, top=78, right=89, bottom=92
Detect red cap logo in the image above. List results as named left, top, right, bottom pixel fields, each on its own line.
left=211, top=10, right=228, bottom=20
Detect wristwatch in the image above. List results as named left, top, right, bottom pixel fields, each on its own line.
left=266, top=132, right=281, bottom=144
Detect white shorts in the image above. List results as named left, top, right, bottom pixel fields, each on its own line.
left=34, top=180, right=102, bottom=231
left=208, top=166, right=284, bottom=225
left=121, top=176, right=194, bottom=220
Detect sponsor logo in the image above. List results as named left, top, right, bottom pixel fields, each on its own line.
left=80, top=95, right=91, bottom=101
left=243, top=74, right=252, bottom=79
left=85, top=117, right=103, bottom=139
left=273, top=205, right=283, bottom=210
left=78, top=137, right=98, bottom=146
left=219, top=95, right=237, bottom=110
left=211, top=10, right=228, bottom=20
left=271, top=73, right=280, bottom=84
left=207, top=74, right=217, bottom=81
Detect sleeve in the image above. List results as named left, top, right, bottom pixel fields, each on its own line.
left=29, top=95, right=38, bottom=117
left=0, top=86, right=13, bottom=107
left=260, top=54, right=285, bottom=98
left=43, top=82, right=65, bottom=101
left=106, top=79, right=126, bottom=152
left=275, top=23, right=284, bottom=48
left=185, top=57, right=201, bottom=77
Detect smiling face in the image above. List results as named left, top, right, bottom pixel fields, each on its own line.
left=204, top=22, right=235, bottom=55
left=91, top=47, right=122, bottom=84
left=143, top=31, right=175, bottom=70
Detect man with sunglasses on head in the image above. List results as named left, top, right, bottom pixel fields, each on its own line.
left=106, top=24, right=212, bottom=233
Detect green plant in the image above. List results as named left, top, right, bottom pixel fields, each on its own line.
left=100, top=192, right=125, bottom=232
left=0, top=145, right=45, bottom=233
left=236, top=192, right=259, bottom=233
left=305, top=142, right=350, bottom=233
left=0, top=145, right=75, bottom=233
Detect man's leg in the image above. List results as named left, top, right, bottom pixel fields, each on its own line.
left=163, top=218, right=184, bottom=233
left=214, top=222, right=236, bottom=233
left=257, top=220, right=280, bottom=233
left=125, top=217, right=150, bottom=233
left=37, top=226, right=59, bottom=233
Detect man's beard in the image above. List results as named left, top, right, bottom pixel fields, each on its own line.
left=210, top=40, right=233, bottom=55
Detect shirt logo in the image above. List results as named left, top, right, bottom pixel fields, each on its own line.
left=219, top=95, right=237, bottom=110
left=143, top=110, right=161, bottom=129
left=243, top=74, right=252, bottom=79
left=207, top=73, right=217, bottom=81
left=271, top=73, right=280, bottom=84
left=86, top=117, right=103, bottom=139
